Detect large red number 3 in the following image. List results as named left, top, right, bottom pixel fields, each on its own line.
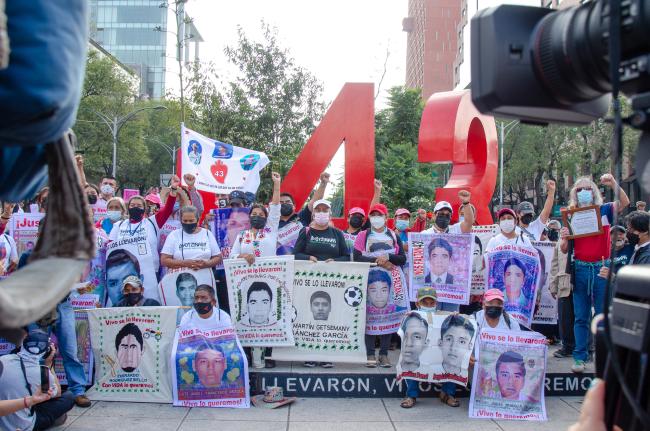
left=281, top=83, right=375, bottom=229
left=418, top=90, right=498, bottom=225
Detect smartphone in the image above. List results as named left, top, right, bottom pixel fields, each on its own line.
left=40, top=365, right=50, bottom=393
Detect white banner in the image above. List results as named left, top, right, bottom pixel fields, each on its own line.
left=470, top=329, right=547, bottom=421
left=224, top=256, right=295, bottom=347
left=181, top=125, right=269, bottom=194
left=272, top=261, right=371, bottom=363
left=86, top=307, right=177, bottom=403
left=396, top=311, right=477, bottom=386
left=531, top=241, right=557, bottom=325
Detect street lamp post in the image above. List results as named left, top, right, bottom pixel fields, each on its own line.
left=498, top=119, right=520, bottom=206
left=93, top=105, right=167, bottom=177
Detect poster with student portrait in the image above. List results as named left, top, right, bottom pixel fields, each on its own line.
left=224, top=255, right=295, bottom=346
left=396, top=311, right=478, bottom=386
left=470, top=329, right=547, bottom=421
left=53, top=294, right=99, bottom=386
left=272, top=261, right=371, bottom=364
left=485, top=244, right=541, bottom=328
left=408, top=232, right=473, bottom=305
left=158, top=268, right=215, bottom=311
left=531, top=241, right=557, bottom=325
left=105, top=235, right=159, bottom=307
left=0, top=337, right=15, bottom=355
left=471, top=225, right=499, bottom=297
left=276, top=221, right=303, bottom=256
left=171, top=323, right=249, bottom=408
left=211, top=207, right=251, bottom=270
left=86, top=307, right=177, bottom=403
left=366, top=267, right=409, bottom=335
left=181, top=125, right=269, bottom=195
left=158, top=219, right=181, bottom=252
left=81, top=232, right=108, bottom=306
left=9, top=212, right=44, bottom=256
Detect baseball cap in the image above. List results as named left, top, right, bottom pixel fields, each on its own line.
left=368, top=203, right=388, bottom=216
left=144, top=193, right=161, bottom=206
left=547, top=220, right=561, bottom=230
left=122, top=275, right=143, bottom=289
left=417, top=287, right=437, bottom=302
left=433, top=201, right=453, bottom=213
left=496, top=208, right=516, bottom=219
left=484, top=288, right=504, bottom=303
left=517, top=202, right=535, bottom=215
left=229, top=190, right=246, bottom=205
left=348, top=207, right=366, bottom=217
left=611, top=225, right=627, bottom=234
left=312, top=199, right=331, bottom=210
left=395, top=208, right=411, bottom=217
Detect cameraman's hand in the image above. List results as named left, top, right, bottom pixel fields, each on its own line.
left=44, top=343, right=56, bottom=368
left=568, top=379, right=622, bottom=431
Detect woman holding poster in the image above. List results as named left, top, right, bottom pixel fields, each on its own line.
left=353, top=203, right=407, bottom=369
left=486, top=208, right=534, bottom=252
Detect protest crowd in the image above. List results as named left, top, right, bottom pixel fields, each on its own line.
left=1, top=137, right=647, bottom=429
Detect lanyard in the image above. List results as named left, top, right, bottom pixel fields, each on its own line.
left=127, top=220, right=143, bottom=237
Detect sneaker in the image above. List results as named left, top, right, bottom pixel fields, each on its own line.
left=571, top=360, right=586, bottom=373
left=553, top=348, right=572, bottom=358
left=74, top=395, right=91, bottom=408
left=303, top=361, right=317, bottom=368
left=319, top=362, right=334, bottom=368
left=366, top=355, right=377, bottom=368
left=265, top=359, right=276, bottom=369
left=378, top=354, right=391, bottom=368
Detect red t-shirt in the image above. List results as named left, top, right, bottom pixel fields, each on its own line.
left=573, top=203, right=614, bottom=262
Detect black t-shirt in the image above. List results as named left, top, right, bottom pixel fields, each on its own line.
left=293, top=226, right=350, bottom=261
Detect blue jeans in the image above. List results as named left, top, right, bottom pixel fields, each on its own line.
left=572, top=260, right=607, bottom=362
left=405, top=379, right=456, bottom=398
left=54, top=299, right=87, bottom=396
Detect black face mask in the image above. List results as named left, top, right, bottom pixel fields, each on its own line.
left=126, top=292, right=143, bottom=306
left=349, top=215, right=364, bottom=229
left=627, top=231, right=640, bottom=246
left=547, top=230, right=559, bottom=242
left=182, top=222, right=197, bottom=234
left=521, top=214, right=534, bottom=225
left=87, top=194, right=98, bottom=205
left=128, top=207, right=145, bottom=222
left=250, top=215, right=267, bottom=229
left=280, top=203, right=294, bottom=217
left=435, top=214, right=451, bottom=230
left=194, top=302, right=213, bottom=315
left=485, top=306, right=503, bottom=319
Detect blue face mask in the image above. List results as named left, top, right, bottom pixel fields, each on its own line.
left=577, top=189, right=593, bottom=206
left=395, top=220, right=409, bottom=231
left=419, top=306, right=437, bottom=313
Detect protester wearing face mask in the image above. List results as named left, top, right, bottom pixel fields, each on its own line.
left=625, top=211, right=650, bottom=264
left=598, top=225, right=634, bottom=276
left=559, top=174, right=629, bottom=374
left=0, top=330, right=75, bottom=431
left=515, top=180, right=556, bottom=241
left=161, top=205, right=222, bottom=271
left=423, top=190, right=474, bottom=235
left=293, top=199, right=350, bottom=263
left=486, top=208, right=534, bottom=253
left=97, top=176, right=118, bottom=209
left=475, top=289, right=520, bottom=332
left=145, top=193, right=161, bottom=217
left=109, top=175, right=181, bottom=273
left=352, top=203, right=407, bottom=368
left=546, top=219, right=562, bottom=242
left=549, top=227, right=575, bottom=359
left=278, top=172, right=331, bottom=229
left=230, top=172, right=281, bottom=266
left=394, top=208, right=411, bottom=249
left=114, top=275, right=160, bottom=307
left=98, top=197, right=126, bottom=237
left=179, top=284, right=232, bottom=331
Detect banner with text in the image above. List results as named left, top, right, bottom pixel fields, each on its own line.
left=276, top=221, right=303, bottom=256
left=531, top=241, right=557, bottom=325
left=470, top=329, right=547, bottom=421
left=272, top=261, right=371, bottom=363
left=485, top=244, right=541, bottom=328
left=181, top=125, right=269, bottom=194
left=224, top=256, right=295, bottom=346
left=471, top=225, right=499, bottom=297
left=366, top=266, right=409, bottom=335
left=86, top=307, right=176, bottom=403
left=408, top=232, right=473, bottom=305
left=396, top=311, right=478, bottom=386
left=9, top=213, right=44, bottom=256
left=105, top=235, right=159, bottom=306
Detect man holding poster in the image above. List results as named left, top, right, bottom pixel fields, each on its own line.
left=470, top=329, right=547, bottom=421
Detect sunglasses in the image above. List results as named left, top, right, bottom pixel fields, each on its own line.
left=576, top=187, right=592, bottom=193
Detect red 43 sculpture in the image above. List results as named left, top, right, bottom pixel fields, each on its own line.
left=282, top=84, right=498, bottom=228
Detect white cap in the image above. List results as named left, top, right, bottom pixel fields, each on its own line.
left=312, top=199, right=331, bottom=210
left=433, top=201, right=453, bottom=213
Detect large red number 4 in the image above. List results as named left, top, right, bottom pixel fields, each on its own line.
left=418, top=90, right=498, bottom=225
left=281, top=83, right=375, bottom=229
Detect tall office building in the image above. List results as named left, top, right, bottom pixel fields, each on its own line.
left=403, top=0, right=468, bottom=100
left=89, top=0, right=202, bottom=99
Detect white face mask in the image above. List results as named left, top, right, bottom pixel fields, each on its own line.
left=107, top=210, right=122, bottom=222
left=369, top=216, right=385, bottom=229
left=500, top=219, right=516, bottom=234
left=100, top=184, right=115, bottom=195
left=313, top=212, right=330, bottom=225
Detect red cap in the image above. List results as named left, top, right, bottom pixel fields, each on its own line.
left=496, top=208, right=516, bottom=220
left=395, top=208, right=411, bottom=217
left=483, top=288, right=504, bottom=303
left=348, top=207, right=366, bottom=217
left=369, top=203, right=388, bottom=216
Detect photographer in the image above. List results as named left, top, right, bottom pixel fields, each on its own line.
left=0, top=329, right=75, bottom=430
